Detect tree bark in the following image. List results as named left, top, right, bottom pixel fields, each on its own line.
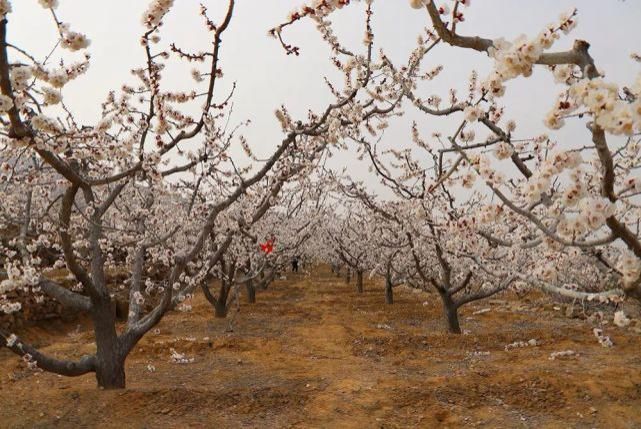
left=356, top=270, right=364, bottom=293
left=245, top=278, right=256, bottom=304
left=95, top=355, right=126, bottom=389
left=441, top=295, right=461, bottom=334
left=214, top=300, right=228, bottom=318
left=203, top=279, right=231, bottom=318
left=385, top=273, right=394, bottom=305
left=258, top=271, right=275, bottom=290
left=92, top=301, right=126, bottom=388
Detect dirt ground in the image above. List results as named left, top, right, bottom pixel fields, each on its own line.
left=1, top=266, right=641, bottom=428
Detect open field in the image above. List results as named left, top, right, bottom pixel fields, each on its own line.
left=1, top=266, right=640, bottom=428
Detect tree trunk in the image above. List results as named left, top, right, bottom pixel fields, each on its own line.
left=245, top=279, right=256, bottom=304
left=258, top=271, right=274, bottom=290
left=215, top=281, right=230, bottom=318
left=259, top=276, right=272, bottom=290
left=214, top=300, right=228, bottom=318
left=356, top=270, right=364, bottom=293
left=95, top=356, right=126, bottom=389
left=92, top=301, right=126, bottom=389
left=441, top=295, right=461, bottom=334
left=385, top=274, right=394, bottom=304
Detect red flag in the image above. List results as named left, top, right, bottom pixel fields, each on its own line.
left=260, top=239, right=274, bottom=255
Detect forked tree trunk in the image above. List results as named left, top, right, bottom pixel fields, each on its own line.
left=245, top=278, right=256, bottom=304
left=92, top=301, right=126, bottom=389
left=385, top=273, right=394, bottom=305
left=201, top=277, right=231, bottom=318
left=258, top=276, right=271, bottom=290
left=258, top=271, right=275, bottom=290
left=440, top=294, right=461, bottom=334
left=356, top=270, right=364, bottom=293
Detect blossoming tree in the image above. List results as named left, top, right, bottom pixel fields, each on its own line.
left=277, top=0, right=641, bottom=308
left=0, top=0, right=387, bottom=388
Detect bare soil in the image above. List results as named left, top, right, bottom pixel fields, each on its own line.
left=1, top=266, right=641, bottom=428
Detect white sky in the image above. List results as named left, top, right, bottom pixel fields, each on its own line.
left=7, top=1, right=641, bottom=195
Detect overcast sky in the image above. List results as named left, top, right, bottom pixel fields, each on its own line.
left=7, top=1, right=641, bottom=195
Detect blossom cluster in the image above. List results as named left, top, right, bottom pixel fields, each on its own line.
left=0, top=0, right=10, bottom=19
left=60, top=27, right=90, bottom=51
left=469, top=154, right=505, bottom=186
left=142, top=0, right=174, bottom=28
left=477, top=204, right=504, bottom=224
left=545, top=77, right=641, bottom=135
left=521, top=151, right=582, bottom=204
left=482, top=10, right=576, bottom=98
left=617, top=252, right=641, bottom=287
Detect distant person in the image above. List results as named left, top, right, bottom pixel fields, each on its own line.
left=292, top=256, right=299, bottom=273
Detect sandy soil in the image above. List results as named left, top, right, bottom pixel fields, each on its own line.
left=1, top=266, right=641, bottom=428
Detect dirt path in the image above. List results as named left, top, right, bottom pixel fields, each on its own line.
left=1, top=266, right=641, bottom=428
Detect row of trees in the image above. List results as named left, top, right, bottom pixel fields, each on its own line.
left=276, top=0, right=639, bottom=332
left=1, top=0, right=640, bottom=389
left=0, top=0, right=362, bottom=388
